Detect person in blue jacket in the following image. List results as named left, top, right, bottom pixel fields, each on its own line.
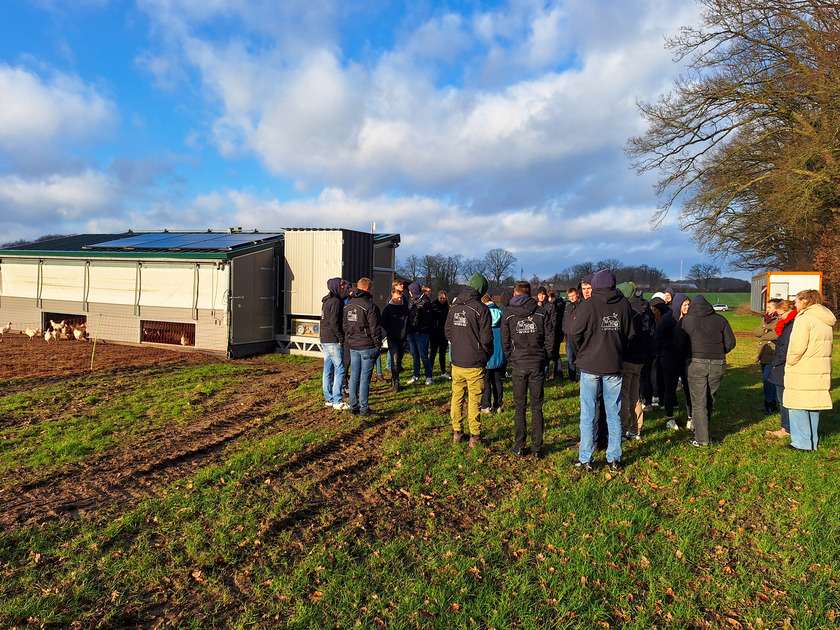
left=480, top=293, right=506, bottom=414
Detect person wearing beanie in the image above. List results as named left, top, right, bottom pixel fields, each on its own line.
left=445, top=273, right=494, bottom=448
left=501, top=281, right=555, bottom=458
left=568, top=269, right=634, bottom=471
left=320, top=277, right=348, bottom=410
left=406, top=282, right=435, bottom=386
left=679, top=294, right=736, bottom=446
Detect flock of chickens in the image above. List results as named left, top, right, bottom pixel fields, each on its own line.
left=0, top=320, right=89, bottom=343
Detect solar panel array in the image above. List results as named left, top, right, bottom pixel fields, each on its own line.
left=87, top=232, right=285, bottom=251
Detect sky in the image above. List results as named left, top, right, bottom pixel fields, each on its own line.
left=0, top=0, right=724, bottom=282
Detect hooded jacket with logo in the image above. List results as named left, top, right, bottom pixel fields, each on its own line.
left=678, top=295, right=736, bottom=360
left=320, top=278, right=345, bottom=344
left=501, top=295, right=555, bottom=369
left=343, top=288, right=382, bottom=350
left=445, top=287, right=493, bottom=368
left=568, top=287, right=634, bottom=375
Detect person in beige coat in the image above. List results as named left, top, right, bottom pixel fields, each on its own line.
left=784, top=289, right=836, bottom=451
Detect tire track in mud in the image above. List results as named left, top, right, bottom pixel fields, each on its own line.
left=0, top=361, right=322, bottom=529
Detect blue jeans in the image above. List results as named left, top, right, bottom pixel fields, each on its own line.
left=349, top=348, right=378, bottom=413
left=761, top=364, right=774, bottom=402
left=322, top=343, right=345, bottom=405
left=407, top=333, right=433, bottom=379
left=788, top=408, right=819, bottom=450
left=579, top=372, right=622, bottom=463
left=775, top=385, right=790, bottom=433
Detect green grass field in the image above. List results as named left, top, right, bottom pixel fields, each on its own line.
left=1, top=307, right=838, bottom=629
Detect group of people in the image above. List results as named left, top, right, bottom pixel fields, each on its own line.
left=754, top=290, right=836, bottom=451
left=320, top=269, right=833, bottom=466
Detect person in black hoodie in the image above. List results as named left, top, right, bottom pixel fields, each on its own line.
left=547, top=289, right=566, bottom=379
left=381, top=289, right=410, bottom=392
left=563, top=286, right=582, bottom=381
left=429, top=290, right=451, bottom=379
left=406, top=282, right=435, bottom=385
left=569, top=270, right=634, bottom=471
left=679, top=294, right=736, bottom=446
left=502, top=282, right=555, bottom=458
left=320, top=277, right=347, bottom=410
left=344, top=277, right=382, bottom=417
left=445, top=273, right=494, bottom=447
left=671, top=293, right=693, bottom=429
left=617, top=282, right=651, bottom=439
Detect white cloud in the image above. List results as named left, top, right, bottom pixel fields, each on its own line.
left=0, top=64, right=117, bottom=165
left=0, top=170, right=119, bottom=223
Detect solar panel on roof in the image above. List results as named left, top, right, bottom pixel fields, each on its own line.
left=89, top=233, right=184, bottom=249
left=86, top=232, right=284, bottom=251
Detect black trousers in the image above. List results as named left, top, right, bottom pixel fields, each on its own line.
left=512, top=365, right=546, bottom=454
left=482, top=366, right=504, bottom=409
left=429, top=332, right=447, bottom=374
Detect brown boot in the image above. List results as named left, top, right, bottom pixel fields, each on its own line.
left=453, top=431, right=464, bottom=444
left=469, top=435, right=483, bottom=448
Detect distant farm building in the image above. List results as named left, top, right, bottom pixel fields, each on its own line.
left=0, top=228, right=400, bottom=357
left=750, top=271, right=823, bottom=313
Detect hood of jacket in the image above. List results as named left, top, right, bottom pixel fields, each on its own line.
left=326, top=277, right=344, bottom=299
left=687, top=294, right=715, bottom=317
left=671, top=292, right=690, bottom=318
left=800, top=303, right=837, bottom=328
left=408, top=282, right=422, bottom=298
left=591, top=287, right=625, bottom=305
left=508, top=294, right=537, bottom=313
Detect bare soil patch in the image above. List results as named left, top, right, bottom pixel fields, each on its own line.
left=1, top=332, right=212, bottom=381
left=0, top=335, right=328, bottom=529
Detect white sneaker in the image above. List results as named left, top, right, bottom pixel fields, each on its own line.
left=325, top=402, right=334, bottom=408
left=440, top=372, right=451, bottom=380
left=333, top=402, right=350, bottom=410
left=407, top=376, right=419, bottom=385
left=666, top=418, right=678, bottom=430
left=425, top=377, right=434, bottom=386
left=480, top=407, right=492, bottom=414
left=686, top=417, right=694, bottom=431
left=651, top=397, right=660, bottom=407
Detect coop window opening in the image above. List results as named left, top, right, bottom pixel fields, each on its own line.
left=141, top=320, right=195, bottom=346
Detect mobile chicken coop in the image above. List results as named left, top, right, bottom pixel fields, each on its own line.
left=750, top=271, right=823, bottom=313
left=0, top=228, right=399, bottom=357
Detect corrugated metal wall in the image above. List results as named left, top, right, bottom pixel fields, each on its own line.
left=284, top=230, right=344, bottom=317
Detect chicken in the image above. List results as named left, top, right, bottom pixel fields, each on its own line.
left=0, top=322, right=11, bottom=336
left=73, top=325, right=88, bottom=342
left=24, top=326, right=40, bottom=340
left=44, top=330, right=55, bottom=343
left=180, top=333, right=189, bottom=346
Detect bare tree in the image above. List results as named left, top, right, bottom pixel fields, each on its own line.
left=627, top=0, right=840, bottom=271
left=396, top=255, right=422, bottom=281
left=688, top=263, right=722, bottom=291
left=483, top=248, right=517, bottom=287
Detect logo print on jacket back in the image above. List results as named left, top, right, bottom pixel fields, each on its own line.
left=347, top=309, right=359, bottom=322
left=515, top=317, right=537, bottom=334
left=601, top=313, right=620, bottom=331
left=453, top=311, right=467, bottom=327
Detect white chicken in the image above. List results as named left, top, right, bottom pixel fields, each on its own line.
left=0, top=322, right=11, bottom=336
left=24, top=326, right=39, bottom=340
left=45, top=329, right=59, bottom=343
left=180, top=333, right=189, bottom=346
left=73, top=325, right=88, bottom=342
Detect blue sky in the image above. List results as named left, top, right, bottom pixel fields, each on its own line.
left=0, top=0, right=725, bottom=281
